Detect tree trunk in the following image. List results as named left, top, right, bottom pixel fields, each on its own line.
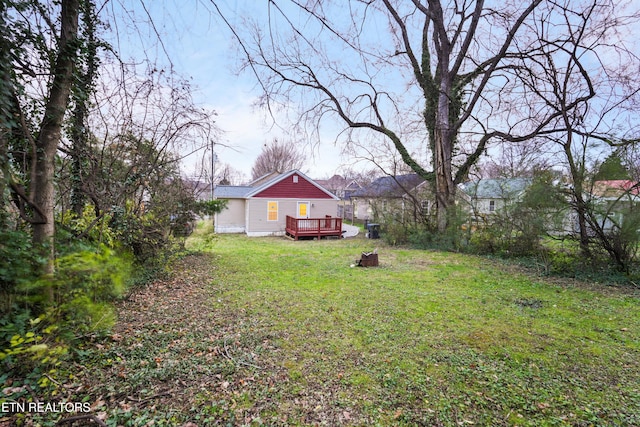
left=32, top=0, right=80, bottom=283
left=0, top=132, right=7, bottom=228
left=70, top=0, right=98, bottom=216
left=434, top=69, right=455, bottom=232
left=562, top=138, right=591, bottom=256
left=434, top=127, right=454, bottom=232
left=0, top=3, right=11, bottom=228
left=574, top=191, right=591, bottom=255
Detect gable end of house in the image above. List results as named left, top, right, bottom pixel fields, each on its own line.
left=251, top=172, right=336, bottom=199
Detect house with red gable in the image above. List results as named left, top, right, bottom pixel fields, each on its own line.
left=591, top=180, right=640, bottom=199
left=213, top=170, right=341, bottom=238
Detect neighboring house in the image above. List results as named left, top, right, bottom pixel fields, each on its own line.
left=462, top=178, right=531, bottom=221
left=591, top=180, right=640, bottom=200
left=461, top=177, right=640, bottom=235
left=588, top=180, right=640, bottom=232
left=314, top=175, right=362, bottom=220
left=351, top=175, right=536, bottom=226
left=213, top=170, right=340, bottom=237
left=350, top=174, right=428, bottom=223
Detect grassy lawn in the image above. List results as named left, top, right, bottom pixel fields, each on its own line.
left=30, top=221, right=638, bottom=426
left=178, top=223, right=639, bottom=426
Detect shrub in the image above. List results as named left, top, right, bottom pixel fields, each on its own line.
left=57, top=204, right=117, bottom=249
left=0, top=228, right=45, bottom=314
left=406, top=208, right=470, bottom=252
left=1, top=243, right=132, bottom=403
left=381, top=221, right=412, bottom=246
left=108, top=205, right=183, bottom=275
left=601, top=206, right=640, bottom=273
left=0, top=311, right=69, bottom=399
left=16, top=245, right=130, bottom=336
left=467, top=203, right=547, bottom=257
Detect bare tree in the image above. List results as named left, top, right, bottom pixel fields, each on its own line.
left=67, top=63, right=217, bottom=217
left=213, top=0, right=559, bottom=232
left=213, top=0, right=640, bottom=234
left=478, top=139, right=556, bottom=179
left=513, top=0, right=640, bottom=269
left=217, top=164, right=247, bottom=186
left=251, top=138, right=305, bottom=180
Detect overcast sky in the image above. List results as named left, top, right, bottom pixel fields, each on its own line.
left=106, top=0, right=351, bottom=181
left=104, top=0, right=640, bottom=183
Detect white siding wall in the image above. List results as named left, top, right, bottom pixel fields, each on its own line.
left=353, top=199, right=372, bottom=220
left=214, top=199, right=246, bottom=233
left=473, top=198, right=505, bottom=215
left=246, top=198, right=339, bottom=236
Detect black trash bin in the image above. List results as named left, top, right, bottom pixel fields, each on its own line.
left=367, top=223, right=380, bottom=239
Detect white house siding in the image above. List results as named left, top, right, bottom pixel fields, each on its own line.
left=474, top=198, right=506, bottom=216
left=214, top=199, right=246, bottom=233
left=246, top=198, right=339, bottom=237
left=353, top=199, right=372, bottom=220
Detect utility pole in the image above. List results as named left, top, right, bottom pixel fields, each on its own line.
left=210, top=140, right=217, bottom=201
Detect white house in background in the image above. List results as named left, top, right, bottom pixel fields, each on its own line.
left=350, top=174, right=427, bottom=221
left=588, top=180, right=640, bottom=232
left=213, top=170, right=340, bottom=237
left=462, top=178, right=531, bottom=219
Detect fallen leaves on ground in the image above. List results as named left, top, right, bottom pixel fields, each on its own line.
left=71, top=253, right=360, bottom=426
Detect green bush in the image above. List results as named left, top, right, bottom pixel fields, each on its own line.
left=381, top=221, right=412, bottom=245
left=0, top=311, right=69, bottom=399
left=0, top=229, right=42, bottom=287
left=1, top=244, right=132, bottom=402
left=55, top=246, right=129, bottom=301
left=534, top=245, right=580, bottom=276
left=467, top=206, right=546, bottom=257
left=468, top=229, right=503, bottom=255
left=58, top=204, right=117, bottom=249
left=15, top=245, right=130, bottom=336
left=59, top=295, right=117, bottom=336
left=109, top=206, right=171, bottom=263
left=0, top=228, right=45, bottom=315
left=194, top=199, right=227, bottom=216
left=405, top=209, right=470, bottom=252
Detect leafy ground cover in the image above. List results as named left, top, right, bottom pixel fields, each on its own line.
left=5, top=222, right=639, bottom=426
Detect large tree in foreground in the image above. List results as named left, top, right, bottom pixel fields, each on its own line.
left=216, top=0, right=637, bottom=232
left=1, top=0, right=81, bottom=282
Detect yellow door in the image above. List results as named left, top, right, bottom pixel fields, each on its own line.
left=298, top=201, right=309, bottom=218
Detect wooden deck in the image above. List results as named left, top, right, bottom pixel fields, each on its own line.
left=285, top=215, right=343, bottom=240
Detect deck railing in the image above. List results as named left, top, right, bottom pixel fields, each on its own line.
left=285, top=215, right=343, bottom=239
